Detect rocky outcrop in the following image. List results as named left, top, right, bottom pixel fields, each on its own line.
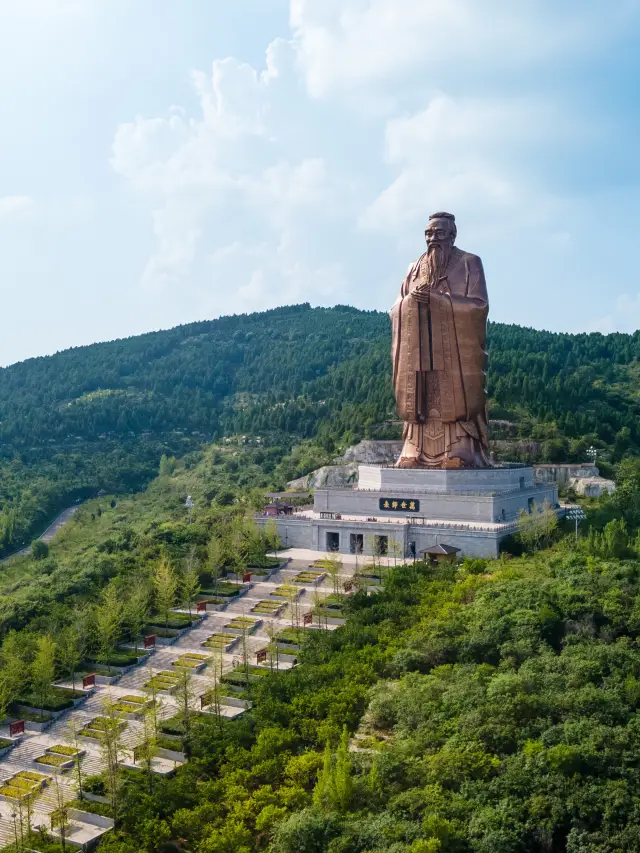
left=338, top=440, right=403, bottom=465
left=570, top=476, right=616, bottom=497
left=287, top=463, right=359, bottom=491
left=533, top=464, right=599, bottom=485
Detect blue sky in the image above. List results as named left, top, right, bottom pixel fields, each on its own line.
left=1, top=1, right=640, bottom=366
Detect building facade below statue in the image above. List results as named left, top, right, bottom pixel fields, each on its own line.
left=257, top=465, right=560, bottom=560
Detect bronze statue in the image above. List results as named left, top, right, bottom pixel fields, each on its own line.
left=390, top=212, right=490, bottom=469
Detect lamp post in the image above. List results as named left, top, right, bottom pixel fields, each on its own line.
left=566, top=505, right=586, bottom=542
left=11, top=811, right=18, bottom=853
left=586, top=446, right=597, bottom=465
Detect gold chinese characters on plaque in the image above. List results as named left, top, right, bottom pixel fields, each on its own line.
left=379, top=498, right=420, bottom=513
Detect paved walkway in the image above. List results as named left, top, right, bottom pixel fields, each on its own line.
left=1, top=504, right=81, bottom=563
left=0, top=561, right=357, bottom=843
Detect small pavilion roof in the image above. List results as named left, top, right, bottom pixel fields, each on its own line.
left=419, top=544, right=461, bottom=555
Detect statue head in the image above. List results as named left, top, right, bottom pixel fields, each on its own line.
left=425, top=212, right=456, bottom=249
left=424, top=212, right=456, bottom=284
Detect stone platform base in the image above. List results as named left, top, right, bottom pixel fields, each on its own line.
left=258, top=464, right=560, bottom=560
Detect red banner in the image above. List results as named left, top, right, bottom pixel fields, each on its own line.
left=242, top=572, right=252, bottom=584
left=256, top=649, right=268, bottom=664
left=82, top=674, right=96, bottom=689
left=303, top=612, right=313, bottom=626
left=9, top=720, right=24, bottom=738
left=196, top=601, right=207, bottom=613
left=144, top=634, right=156, bottom=649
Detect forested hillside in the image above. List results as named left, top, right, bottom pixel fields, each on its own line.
left=2, top=303, right=640, bottom=554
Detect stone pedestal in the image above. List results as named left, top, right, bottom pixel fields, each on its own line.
left=258, top=464, right=560, bottom=559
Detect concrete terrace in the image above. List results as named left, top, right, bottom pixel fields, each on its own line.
left=0, top=557, right=356, bottom=846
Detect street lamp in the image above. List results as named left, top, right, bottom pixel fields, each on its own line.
left=566, top=505, right=586, bottom=542
left=586, top=446, right=597, bottom=464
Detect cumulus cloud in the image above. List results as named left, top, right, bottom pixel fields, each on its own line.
left=111, top=44, right=358, bottom=311
left=109, top=0, right=640, bottom=332
left=290, top=0, right=640, bottom=100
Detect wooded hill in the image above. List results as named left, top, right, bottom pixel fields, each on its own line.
left=1, top=303, right=640, bottom=553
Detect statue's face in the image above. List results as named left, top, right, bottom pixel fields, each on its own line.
left=425, top=219, right=454, bottom=248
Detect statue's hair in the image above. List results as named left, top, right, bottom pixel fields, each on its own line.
left=428, top=211, right=457, bottom=239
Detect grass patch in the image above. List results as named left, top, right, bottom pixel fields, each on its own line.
left=250, top=600, right=282, bottom=615
left=202, top=632, right=236, bottom=649
left=47, top=745, right=81, bottom=757
left=34, top=754, right=70, bottom=767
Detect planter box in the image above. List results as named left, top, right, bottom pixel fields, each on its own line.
left=225, top=618, right=262, bottom=635
left=33, top=757, right=74, bottom=773
left=171, top=661, right=207, bottom=675
left=46, top=746, right=86, bottom=759
left=95, top=672, right=122, bottom=686
left=154, top=634, right=181, bottom=647
left=81, top=792, right=111, bottom=805
left=0, top=739, right=18, bottom=758
left=156, top=746, right=186, bottom=762
left=219, top=695, right=251, bottom=709
left=68, top=807, right=114, bottom=830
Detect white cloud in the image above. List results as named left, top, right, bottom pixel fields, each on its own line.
left=590, top=293, right=640, bottom=335
left=111, top=48, right=352, bottom=311
left=0, top=196, right=34, bottom=220
left=359, top=95, right=572, bottom=237
left=290, top=0, right=640, bottom=100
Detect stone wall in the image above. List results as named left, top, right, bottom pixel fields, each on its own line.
left=533, top=464, right=598, bottom=485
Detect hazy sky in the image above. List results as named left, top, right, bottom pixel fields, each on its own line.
left=1, top=1, right=640, bottom=366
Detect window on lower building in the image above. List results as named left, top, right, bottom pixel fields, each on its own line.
left=375, top=535, right=388, bottom=556
left=409, top=541, right=416, bottom=557
left=326, top=531, right=340, bottom=552
left=350, top=533, right=363, bottom=554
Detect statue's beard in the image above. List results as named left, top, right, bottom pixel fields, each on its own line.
left=426, top=242, right=452, bottom=286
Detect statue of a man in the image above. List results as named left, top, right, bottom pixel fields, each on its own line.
left=390, top=212, right=490, bottom=469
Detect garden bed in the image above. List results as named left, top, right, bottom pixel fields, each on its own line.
left=172, top=654, right=208, bottom=672
left=143, top=671, right=181, bottom=693
left=0, top=771, right=48, bottom=802
left=202, top=632, right=237, bottom=651
left=224, top=616, right=260, bottom=633
left=292, top=571, right=326, bottom=584
left=46, top=744, right=85, bottom=758
left=270, top=585, right=302, bottom=599
left=15, top=685, right=86, bottom=714
left=250, top=600, right=283, bottom=616
left=79, top=717, right=127, bottom=741
left=34, top=753, right=74, bottom=771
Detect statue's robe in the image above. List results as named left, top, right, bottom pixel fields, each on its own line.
left=390, top=246, right=490, bottom=468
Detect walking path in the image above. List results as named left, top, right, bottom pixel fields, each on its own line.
left=1, top=504, right=81, bottom=563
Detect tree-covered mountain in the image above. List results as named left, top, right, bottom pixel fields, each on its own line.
left=1, top=302, right=640, bottom=554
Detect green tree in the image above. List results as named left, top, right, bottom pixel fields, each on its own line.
left=122, top=580, right=151, bottom=652
left=31, top=634, right=56, bottom=714
left=159, top=454, right=176, bottom=477
left=57, top=624, right=85, bottom=691
left=96, top=582, right=124, bottom=673
left=31, top=539, right=49, bottom=560
left=153, top=556, right=178, bottom=629
left=181, top=549, right=201, bottom=618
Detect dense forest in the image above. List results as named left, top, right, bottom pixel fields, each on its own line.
left=2, top=441, right=640, bottom=852
left=2, top=303, right=640, bottom=553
